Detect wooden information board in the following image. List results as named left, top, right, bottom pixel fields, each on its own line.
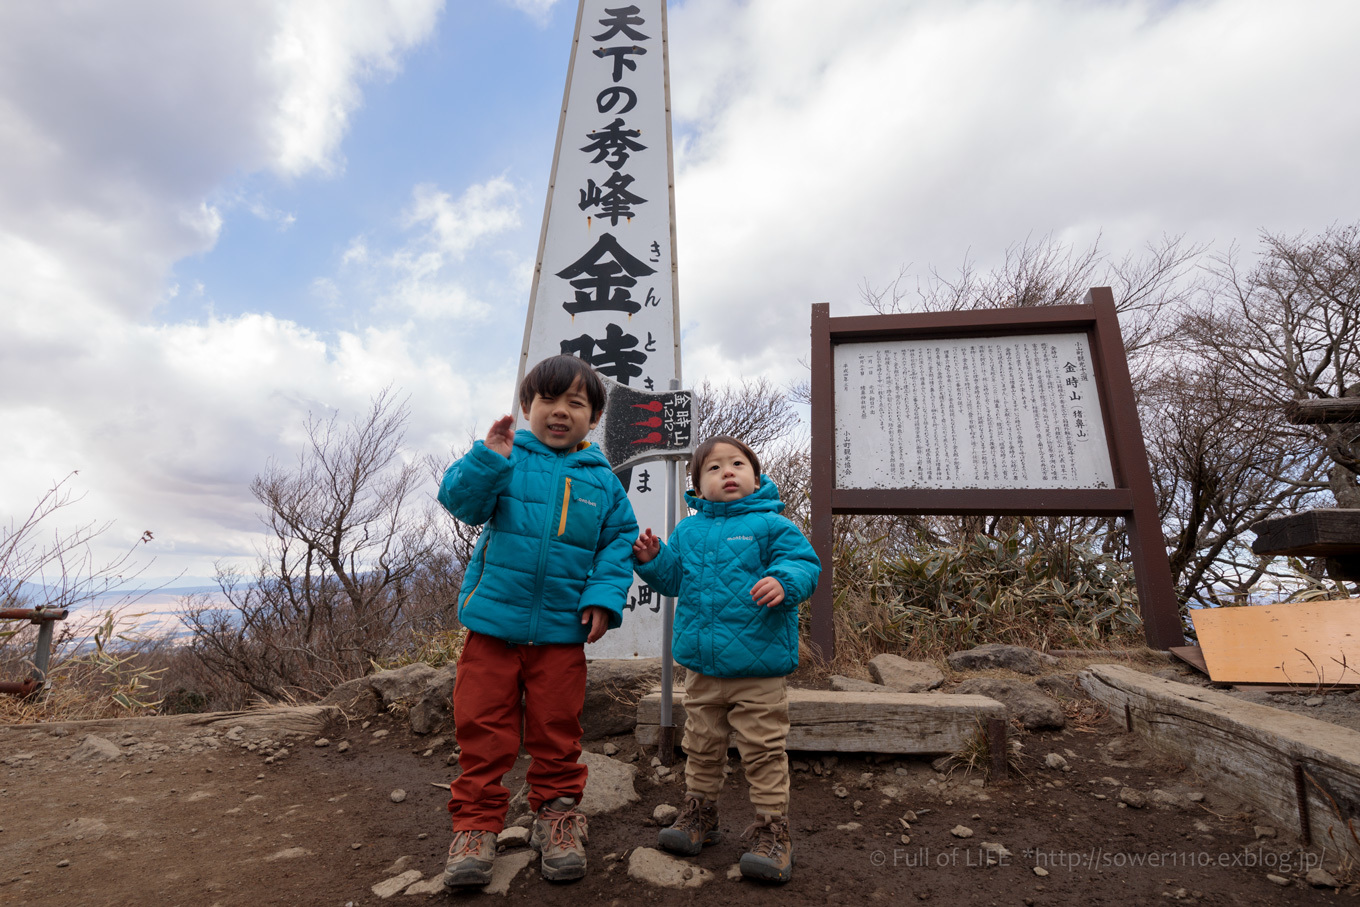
left=808, top=288, right=1184, bottom=657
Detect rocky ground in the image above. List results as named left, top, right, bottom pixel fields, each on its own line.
left=0, top=650, right=1355, bottom=906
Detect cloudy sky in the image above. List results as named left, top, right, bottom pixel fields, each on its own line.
left=3, top=0, right=1358, bottom=587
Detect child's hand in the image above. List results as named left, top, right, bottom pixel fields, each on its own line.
left=632, top=529, right=661, bottom=564
left=751, top=577, right=785, bottom=608
left=485, top=415, right=515, bottom=458
left=582, top=606, right=610, bottom=644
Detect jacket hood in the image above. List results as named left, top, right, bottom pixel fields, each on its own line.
left=684, top=474, right=784, bottom=517
left=514, top=429, right=611, bottom=468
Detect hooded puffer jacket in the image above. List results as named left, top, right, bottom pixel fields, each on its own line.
left=438, top=430, right=637, bottom=645
left=634, top=477, right=820, bottom=678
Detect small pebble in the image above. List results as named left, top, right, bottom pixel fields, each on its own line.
left=56, top=860, right=70, bottom=868
left=390, top=789, right=407, bottom=803
left=314, top=738, right=330, bottom=748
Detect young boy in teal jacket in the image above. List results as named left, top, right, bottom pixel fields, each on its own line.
left=633, top=435, right=820, bottom=884
left=439, top=355, right=637, bottom=888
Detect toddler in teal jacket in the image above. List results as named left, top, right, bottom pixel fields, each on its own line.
left=633, top=435, right=820, bottom=884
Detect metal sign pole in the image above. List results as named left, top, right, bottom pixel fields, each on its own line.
left=657, top=454, right=679, bottom=763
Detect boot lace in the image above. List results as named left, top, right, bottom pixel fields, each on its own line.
left=540, top=802, right=587, bottom=849
left=449, top=829, right=489, bottom=857
left=742, top=816, right=788, bottom=859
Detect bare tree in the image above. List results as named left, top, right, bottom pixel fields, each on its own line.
left=0, top=474, right=152, bottom=680
left=1186, top=225, right=1360, bottom=507
left=182, top=390, right=459, bottom=701
left=693, top=377, right=803, bottom=453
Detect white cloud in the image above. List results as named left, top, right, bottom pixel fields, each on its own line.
left=0, top=1, right=448, bottom=578
left=343, top=176, right=524, bottom=321
left=268, top=0, right=444, bottom=176
left=669, top=0, right=1360, bottom=386
left=500, top=0, right=561, bottom=27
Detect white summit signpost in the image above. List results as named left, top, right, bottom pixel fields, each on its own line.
left=517, top=1, right=683, bottom=660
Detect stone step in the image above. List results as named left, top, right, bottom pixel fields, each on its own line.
left=635, top=687, right=1005, bottom=754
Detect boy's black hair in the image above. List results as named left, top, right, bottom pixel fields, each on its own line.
left=518, top=354, right=608, bottom=417
left=689, top=435, right=762, bottom=490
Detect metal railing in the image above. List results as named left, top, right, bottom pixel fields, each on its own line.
left=0, top=606, right=69, bottom=697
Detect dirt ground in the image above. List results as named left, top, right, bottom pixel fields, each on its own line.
left=1, top=663, right=1354, bottom=906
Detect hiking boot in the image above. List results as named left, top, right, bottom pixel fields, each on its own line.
left=739, top=813, right=794, bottom=883
left=531, top=797, right=588, bottom=882
left=657, top=795, right=721, bottom=856
left=443, top=829, right=496, bottom=888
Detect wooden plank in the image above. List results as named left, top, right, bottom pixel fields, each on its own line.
left=1251, top=509, right=1360, bottom=557
left=636, top=688, right=1006, bottom=754
left=1080, top=664, right=1360, bottom=859
left=1285, top=398, right=1360, bottom=424
left=0, top=705, right=340, bottom=738
left=1168, top=645, right=1208, bottom=675
left=1189, top=600, right=1360, bottom=684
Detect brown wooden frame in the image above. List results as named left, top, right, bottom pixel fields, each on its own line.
left=808, top=287, right=1184, bottom=658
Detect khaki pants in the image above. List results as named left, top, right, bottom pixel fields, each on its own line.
left=681, top=671, right=790, bottom=816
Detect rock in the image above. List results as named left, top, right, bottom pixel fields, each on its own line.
left=653, top=804, right=679, bottom=824
left=833, top=784, right=849, bottom=798
left=830, top=674, right=888, bottom=692
left=485, top=850, right=538, bottom=895
left=71, top=735, right=123, bottom=762
left=1148, top=789, right=1187, bottom=810
left=381, top=856, right=413, bottom=875
left=371, top=729, right=389, bottom=739
left=1254, top=825, right=1276, bottom=839
left=726, top=863, right=742, bottom=881
left=1187, top=792, right=1204, bottom=802
left=601, top=743, right=619, bottom=756
left=1034, top=672, right=1083, bottom=700
left=1033, top=866, right=1049, bottom=877
left=265, top=847, right=311, bottom=861
left=1305, top=696, right=1325, bottom=707
left=390, top=789, right=407, bottom=803
left=409, top=664, right=458, bottom=735
left=946, top=644, right=1057, bottom=676
left=1043, top=753, right=1069, bottom=771
left=868, top=655, right=945, bottom=692
left=579, top=750, right=639, bottom=815
left=951, top=826, right=974, bottom=838
left=337, top=741, right=350, bottom=753
left=583, top=658, right=663, bottom=740
left=1118, top=788, right=1147, bottom=809
left=319, top=676, right=381, bottom=716
left=498, top=826, right=531, bottom=849
left=372, top=869, right=423, bottom=899
left=627, top=847, right=713, bottom=888
left=1266, top=874, right=1290, bottom=886
left=1306, top=867, right=1340, bottom=888
left=404, top=876, right=446, bottom=895
left=314, top=738, right=330, bottom=748
left=369, top=662, right=438, bottom=707
left=952, top=678, right=1065, bottom=730
left=980, top=842, right=1011, bottom=864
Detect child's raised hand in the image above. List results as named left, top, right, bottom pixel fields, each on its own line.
left=751, top=576, right=785, bottom=608
left=633, top=528, right=661, bottom=564
left=485, top=415, right=515, bottom=458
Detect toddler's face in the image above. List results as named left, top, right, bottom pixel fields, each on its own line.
left=695, top=442, right=758, bottom=502
left=524, top=377, right=600, bottom=450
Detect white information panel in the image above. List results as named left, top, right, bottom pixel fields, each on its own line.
left=834, top=334, right=1114, bottom=490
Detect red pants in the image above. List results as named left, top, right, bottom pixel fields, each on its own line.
left=447, top=631, right=589, bottom=831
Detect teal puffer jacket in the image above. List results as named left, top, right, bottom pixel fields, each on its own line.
left=634, top=478, right=821, bottom=678
left=438, top=430, right=638, bottom=645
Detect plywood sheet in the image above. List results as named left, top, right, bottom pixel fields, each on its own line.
left=1189, top=599, right=1360, bottom=684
